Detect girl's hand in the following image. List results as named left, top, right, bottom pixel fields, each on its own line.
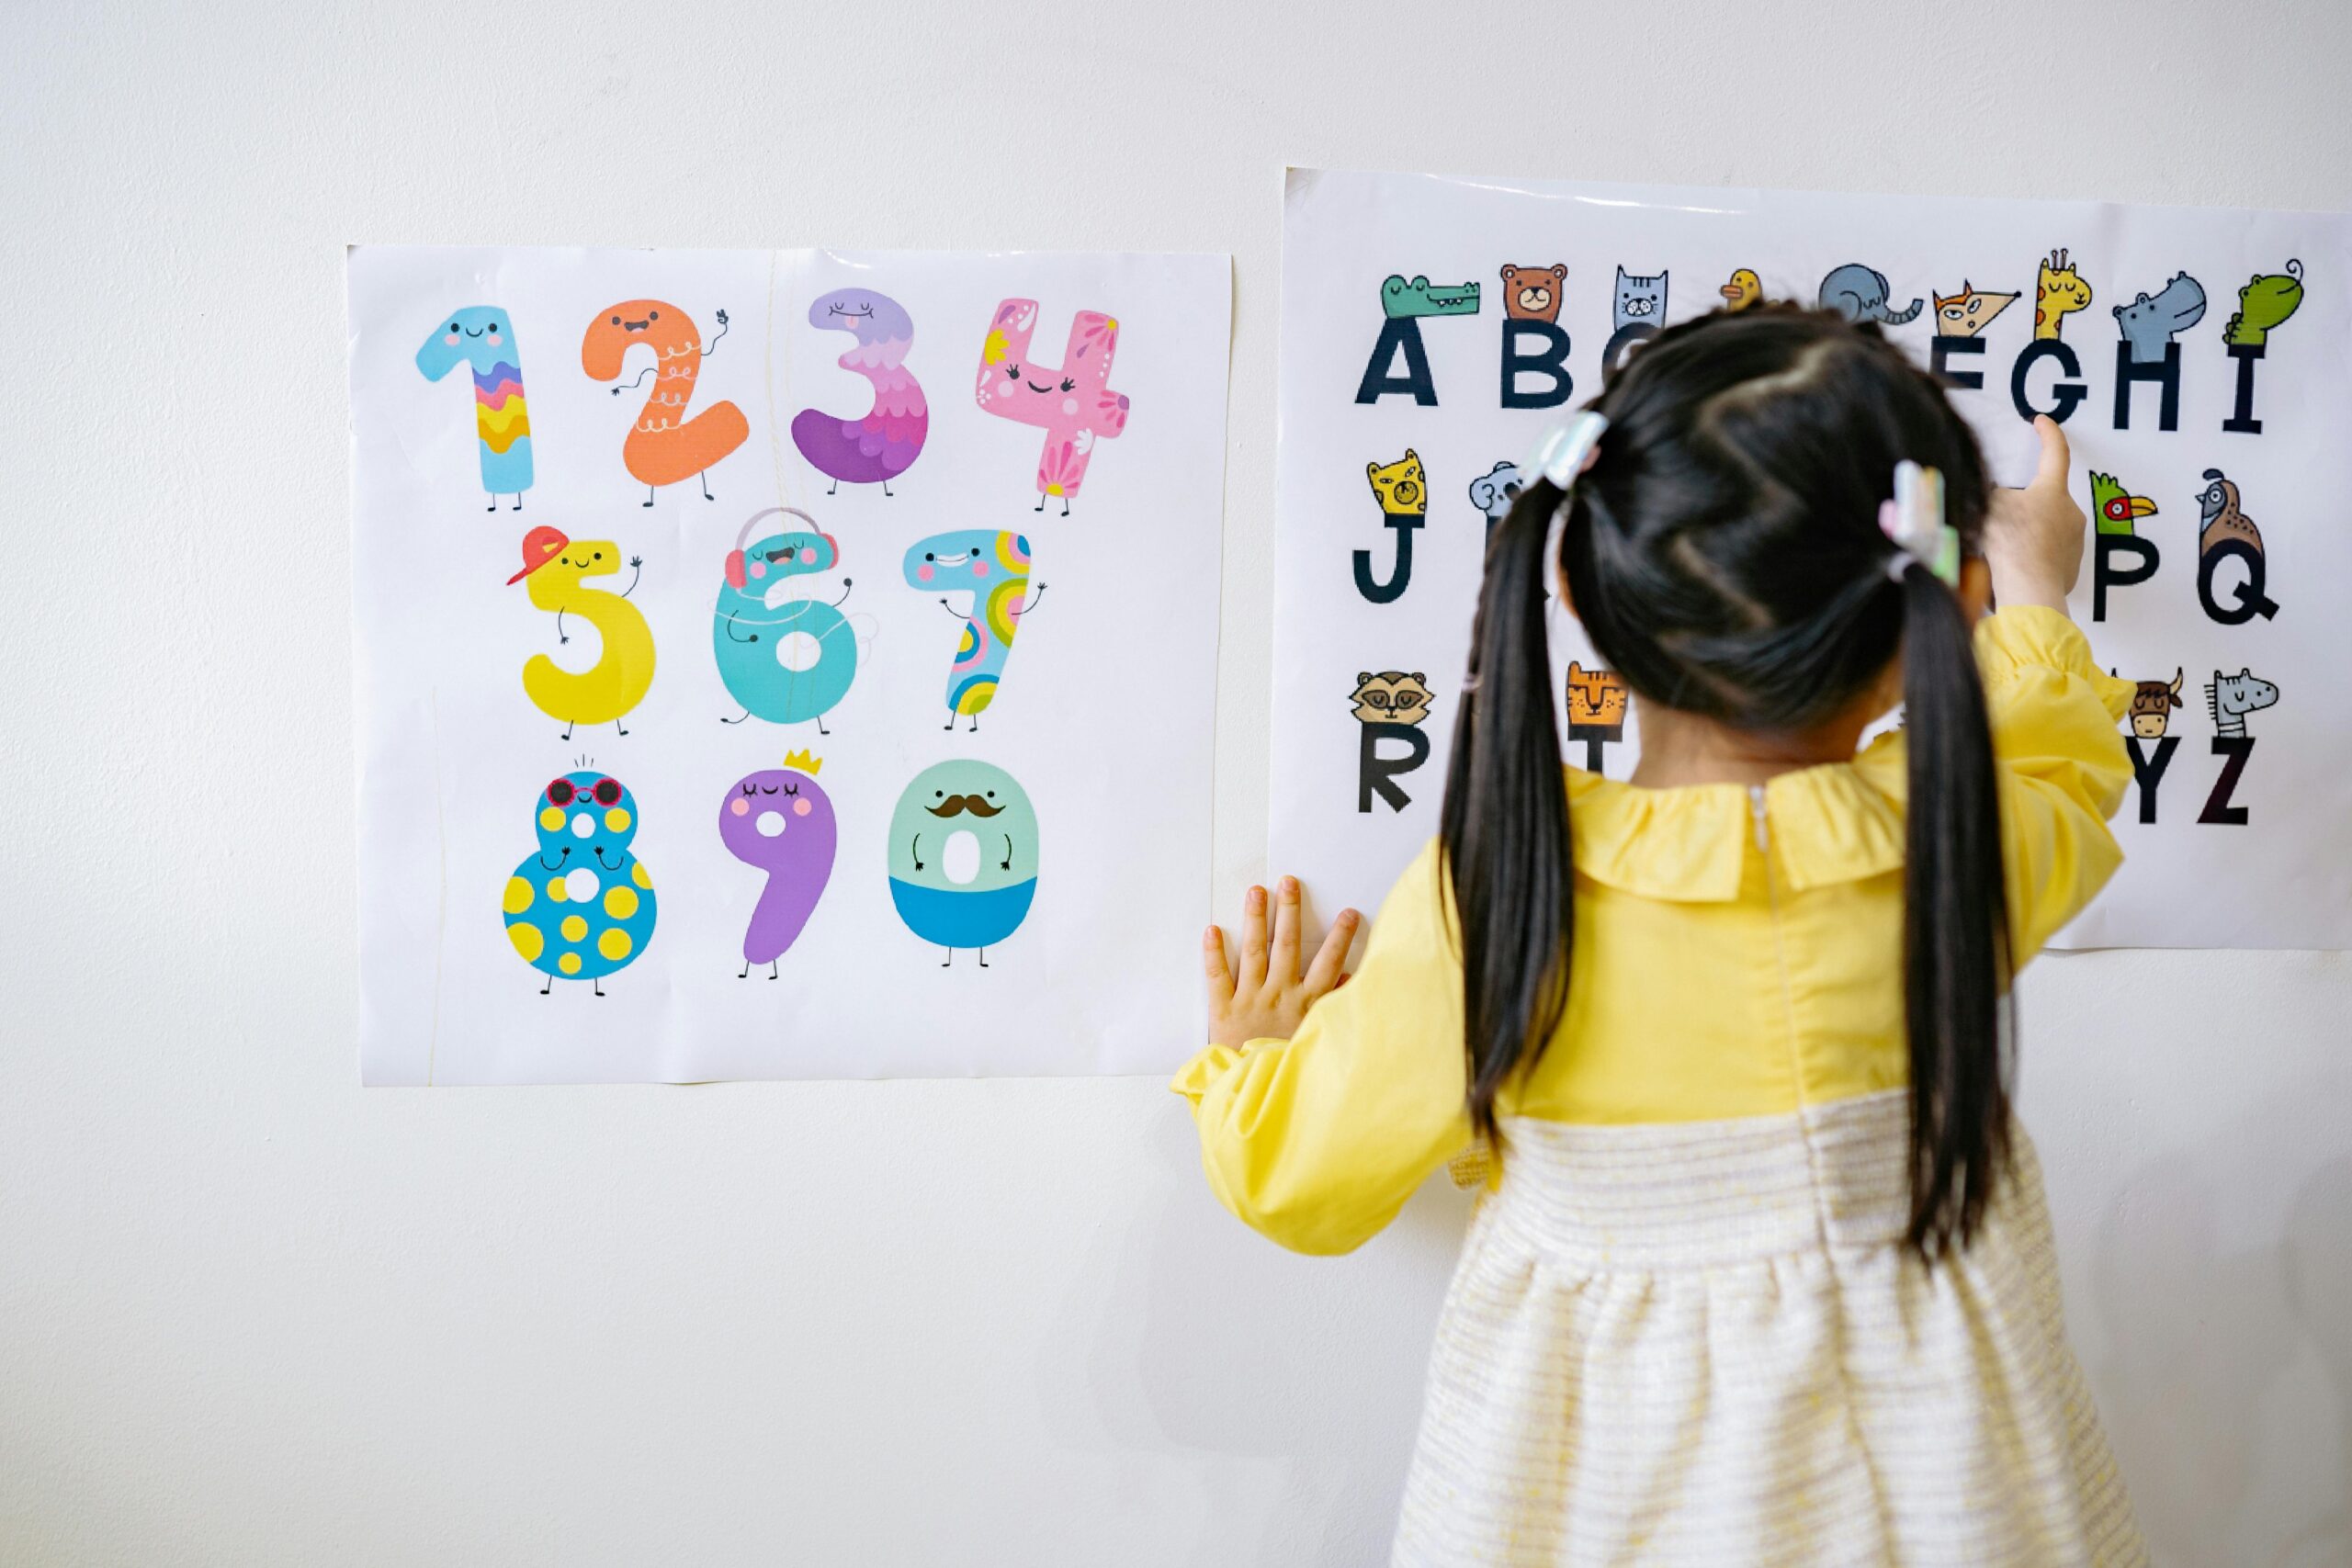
left=1203, top=877, right=1360, bottom=1049
left=1984, top=415, right=2084, bottom=615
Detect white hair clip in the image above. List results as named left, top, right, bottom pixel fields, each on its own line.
left=1880, top=460, right=1960, bottom=587
left=1532, top=411, right=1610, bottom=489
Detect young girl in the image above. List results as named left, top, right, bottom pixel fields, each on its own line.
left=1176, top=307, right=2145, bottom=1563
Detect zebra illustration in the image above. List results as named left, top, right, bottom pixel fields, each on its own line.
left=2207, top=668, right=2280, bottom=739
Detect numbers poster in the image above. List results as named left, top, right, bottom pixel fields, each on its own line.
left=1272, top=169, right=2352, bottom=949
left=348, top=246, right=1230, bottom=1083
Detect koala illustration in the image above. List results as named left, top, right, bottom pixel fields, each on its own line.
left=1366, top=449, right=1429, bottom=517
left=1500, top=264, right=1567, bottom=323
left=1349, top=671, right=1435, bottom=727
left=1468, top=461, right=1523, bottom=527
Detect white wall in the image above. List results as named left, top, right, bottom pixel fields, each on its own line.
left=6, top=1, right=2348, bottom=1562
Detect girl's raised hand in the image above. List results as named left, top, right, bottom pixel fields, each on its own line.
left=1985, top=414, right=2085, bottom=615
left=1203, top=877, right=1361, bottom=1048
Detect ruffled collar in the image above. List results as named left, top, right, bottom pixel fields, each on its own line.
left=1564, top=734, right=1909, bottom=901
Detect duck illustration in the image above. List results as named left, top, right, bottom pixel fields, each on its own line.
left=503, top=770, right=658, bottom=995
left=1719, top=268, right=1761, bottom=310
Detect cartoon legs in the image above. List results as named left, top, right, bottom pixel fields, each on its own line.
left=738, top=958, right=780, bottom=979
left=940, top=948, right=990, bottom=968
left=642, top=472, right=719, bottom=508
left=560, top=717, right=631, bottom=740
left=488, top=493, right=523, bottom=512
left=539, top=976, right=608, bottom=996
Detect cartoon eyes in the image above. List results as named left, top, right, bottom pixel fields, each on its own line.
left=448, top=321, right=460, bottom=333
left=610, top=315, right=621, bottom=326
left=783, top=782, right=799, bottom=797
left=1058, top=378, right=1075, bottom=392
left=548, top=779, right=577, bottom=805
left=649, top=310, right=659, bottom=321
left=592, top=778, right=623, bottom=807
left=1002, top=365, right=1021, bottom=380
left=935, top=789, right=945, bottom=797
left=923, top=552, right=935, bottom=562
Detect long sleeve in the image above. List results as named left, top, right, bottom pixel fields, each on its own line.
left=1170, top=840, right=1473, bottom=1255
left=1973, top=605, right=2136, bottom=962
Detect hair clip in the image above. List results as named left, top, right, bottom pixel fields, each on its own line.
left=1532, top=412, right=1610, bottom=490
left=1880, top=460, right=1960, bottom=588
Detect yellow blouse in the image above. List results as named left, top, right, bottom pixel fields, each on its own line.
left=1174, top=606, right=2135, bottom=1256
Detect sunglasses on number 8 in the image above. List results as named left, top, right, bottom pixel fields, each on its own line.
left=548, top=777, right=623, bottom=808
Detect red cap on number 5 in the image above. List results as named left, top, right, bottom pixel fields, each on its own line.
left=506, top=525, right=570, bottom=584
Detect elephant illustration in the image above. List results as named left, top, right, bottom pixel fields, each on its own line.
left=1818, top=263, right=1923, bottom=326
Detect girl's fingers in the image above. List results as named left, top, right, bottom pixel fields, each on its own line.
left=1201, top=924, right=1231, bottom=1000
left=1302, top=908, right=1361, bottom=993
left=2030, top=413, right=2071, bottom=491
left=1269, top=876, right=1302, bottom=981
left=1238, top=885, right=1269, bottom=989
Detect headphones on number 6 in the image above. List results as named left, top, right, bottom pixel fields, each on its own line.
left=725, top=506, right=835, bottom=592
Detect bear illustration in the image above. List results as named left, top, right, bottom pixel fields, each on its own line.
left=1501, top=264, right=1567, bottom=323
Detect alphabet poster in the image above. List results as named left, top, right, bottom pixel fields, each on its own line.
left=348, top=245, right=1230, bottom=1082
left=1272, top=169, right=2352, bottom=950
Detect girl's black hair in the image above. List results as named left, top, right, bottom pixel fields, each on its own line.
left=1441, top=304, right=2010, bottom=1260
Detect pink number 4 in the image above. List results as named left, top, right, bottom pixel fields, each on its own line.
left=974, top=300, right=1130, bottom=515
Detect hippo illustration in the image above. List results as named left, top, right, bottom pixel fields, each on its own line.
left=1818, top=263, right=1922, bottom=325
left=2113, top=272, right=2207, bottom=363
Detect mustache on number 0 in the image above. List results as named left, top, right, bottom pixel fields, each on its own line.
left=924, top=794, right=1005, bottom=819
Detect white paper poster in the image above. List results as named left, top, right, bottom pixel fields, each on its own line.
left=1273, top=169, right=2352, bottom=950
left=349, top=245, right=1230, bottom=1082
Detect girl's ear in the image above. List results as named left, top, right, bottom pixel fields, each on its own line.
left=1958, top=556, right=1994, bottom=620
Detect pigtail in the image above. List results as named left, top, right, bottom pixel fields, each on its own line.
left=1895, top=561, right=2012, bottom=1258
left=1442, top=478, right=1576, bottom=1140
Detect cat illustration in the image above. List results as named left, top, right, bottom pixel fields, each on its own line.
left=1350, top=671, right=1434, bottom=727
left=2034, top=249, right=2093, bottom=341
left=1613, top=266, right=1668, bottom=333
left=1931, top=282, right=2019, bottom=339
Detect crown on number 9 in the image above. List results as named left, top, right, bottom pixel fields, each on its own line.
left=783, top=749, right=823, bottom=775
